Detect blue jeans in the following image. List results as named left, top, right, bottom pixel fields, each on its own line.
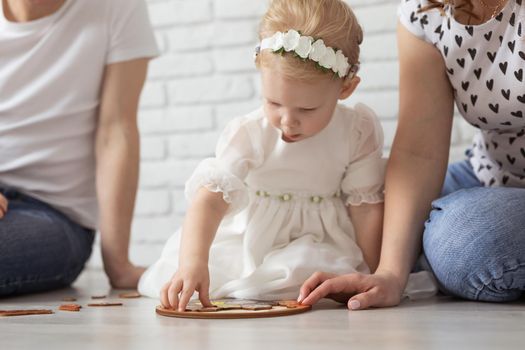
left=0, top=186, right=95, bottom=297
left=423, top=160, right=525, bottom=302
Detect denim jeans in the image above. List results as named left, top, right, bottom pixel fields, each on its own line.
left=423, top=160, right=525, bottom=302
left=0, top=186, right=95, bottom=297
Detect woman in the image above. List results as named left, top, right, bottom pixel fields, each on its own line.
left=298, top=0, right=525, bottom=309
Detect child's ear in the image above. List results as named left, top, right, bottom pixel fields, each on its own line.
left=339, top=76, right=360, bottom=100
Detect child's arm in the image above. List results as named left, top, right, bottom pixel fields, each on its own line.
left=160, top=187, right=229, bottom=311
left=347, top=202, right=383, bottom=273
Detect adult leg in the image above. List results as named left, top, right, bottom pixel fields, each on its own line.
left=423, top=186, right=525, bottom=302
left=0, top=188, right=95, bottom=297
left=441, top=159, right=482, bottom=196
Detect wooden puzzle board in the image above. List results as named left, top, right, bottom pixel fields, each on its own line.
left=155, top=299, right=311, bottom=319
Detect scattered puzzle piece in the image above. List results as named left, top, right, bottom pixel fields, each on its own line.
left=59, top=304, right=82, bottom=312
left=0, top=309, right=54, bottom=317
left=62, top=297, right=77, bottom=302
left=91, top=295, right=107, bottom=300
left=118, top=292, right=141, bottom=299
left=87, top=302, right=123, bottom=307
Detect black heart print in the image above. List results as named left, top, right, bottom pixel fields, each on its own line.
left=487, top=51, right=496, bottom=62
left=486, top=79, right=494, bottom=91
left=455, top=35, right=463, bottom=47
left=471, top=95, right=478, bottom=105
left=502, top=89, right=511, bottom=100
left=499, top=62, right=508, bottom=74
left=457, top=58, right=465, bottom=68
left=489, top=103, right=499, bottom=113
left=420, top=15, right=429, bottom=28
left=410, top=11, right=418, bottom=23
left=515, top=69, right=523, bottom=82
left=474, top=68, right=482, bottom=79
left=468, top=48, right=477, bottom=59
left=511, top=111, right=524, bottom=118
left=508, top=40, right=515, bottom=53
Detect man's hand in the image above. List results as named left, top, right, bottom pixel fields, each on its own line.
left=0, top=193, right=8, bottom=219
left=105, top=261, right=146, bottom=289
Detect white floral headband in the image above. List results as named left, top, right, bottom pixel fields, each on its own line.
left=255, top=29, right=359, bottom=79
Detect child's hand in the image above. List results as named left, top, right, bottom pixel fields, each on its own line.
left=297, top=270, right=404, bottom=310
left=159, top=261, right=214, bottom=312
left=0, top=193, right=8, bottom=219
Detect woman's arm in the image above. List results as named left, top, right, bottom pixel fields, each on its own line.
left=299, top=23, right=455, bottom=309
left=348, top=203, right=383, bottom=272
left=376, top=22, right=454, bottom=289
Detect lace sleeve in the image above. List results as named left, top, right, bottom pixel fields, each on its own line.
left=184, top=116, right=263, bottom=216
left=341, top=104, right=387, bottom=206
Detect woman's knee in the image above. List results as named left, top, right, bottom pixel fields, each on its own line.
left=423, top=187, right=525, bottom=301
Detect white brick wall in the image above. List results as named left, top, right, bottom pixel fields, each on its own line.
left=88, top=0, right=475, bottom=268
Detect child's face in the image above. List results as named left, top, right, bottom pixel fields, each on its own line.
left=261, top=66, right=357, bottom=143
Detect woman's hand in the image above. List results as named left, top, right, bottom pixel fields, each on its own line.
left=0, top=193, right=8, bottom=219
left=106, top=262, right=146, bottom=289
left=160, top=260, right=213, bottom=311
left=297, top=270, right=404, bottom=310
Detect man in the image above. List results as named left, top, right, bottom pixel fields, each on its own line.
left=0, top=0, right=159, bottom=295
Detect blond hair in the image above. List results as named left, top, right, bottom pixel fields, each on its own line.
left=256, top=0, right=363, bottom=81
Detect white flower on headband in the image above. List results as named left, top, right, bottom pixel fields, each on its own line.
left=319, top=47, right=336, bottom=70
left=296, top=36, right=313, bottom=59
left=258, top=30, right=357, bottom=78
left=335, top=50, right=350, bottom=78
left=309, top=39, right=327, bottom=62
left=282, top=29, right=301, bottom=51
left=268, top=32, right=284, bottom=51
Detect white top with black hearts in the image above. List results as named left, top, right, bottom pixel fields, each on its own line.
left=399, top=0, right=525, bottom=187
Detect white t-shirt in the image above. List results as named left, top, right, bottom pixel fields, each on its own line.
left=399, top=0, right=525, bottom=187
left=0, top=0, right=159, bottom=228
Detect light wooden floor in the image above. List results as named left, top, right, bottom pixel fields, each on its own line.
left=1, top=269, right=524, bottom=350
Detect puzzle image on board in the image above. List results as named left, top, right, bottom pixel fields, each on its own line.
left=156, top=298, right=311, bottom=319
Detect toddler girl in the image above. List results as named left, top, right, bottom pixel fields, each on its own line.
left=138, top=0, right=387, bottom=311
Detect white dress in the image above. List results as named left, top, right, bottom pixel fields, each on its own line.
left=139, top=103, right=390, bottom=300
